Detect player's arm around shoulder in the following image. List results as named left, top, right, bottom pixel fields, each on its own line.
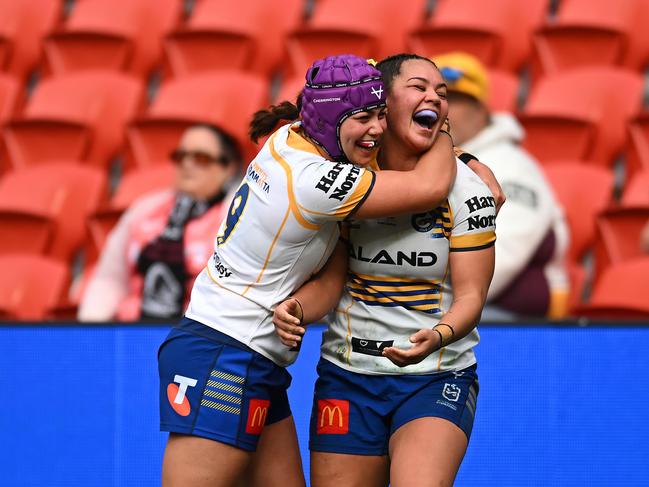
left=273, top=239, right=349, bottom=348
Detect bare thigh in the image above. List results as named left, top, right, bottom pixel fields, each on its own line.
left=389, top=417, right=468, bottom=487
left=162, top=433, right=251, bottom=487
left=311, top=451, right=389, bottom=487
left=248, top=415, right=306, bottom=487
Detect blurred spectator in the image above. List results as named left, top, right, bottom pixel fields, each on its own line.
left=434, top=52, right=570, bottom=320
left=78, top=124, right=241, bottom=321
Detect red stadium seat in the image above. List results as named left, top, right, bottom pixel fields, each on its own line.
left=542, top=162, right=614, bottom=263
left=567, top=262, right=587, bottom=311
left=0, top=254, right=70, bottom=320
left=626, top=113, right=649, bottom=180
left=0, top=163, right=107, bottom=261
left=409, top=0, right=549, bottom=72
left=87, top=164, right=175, bottom=260
left=125, top=70, right=269, bottom=168
left=519, top=67, right=643, bottom=166
left=532, top=0, right=649, bottom=78
left=574, top=257, right=649, bottom=319
left=164, top=0, right=303, bottom=77
left=275, top=76, right=304, bottom=105
left=621, top=170, right=649, bottom=207
left=592, top=206, right=649, bottom=282
left=0, top=0, right=62, bottom=80
left=2, top=71, right=144, bottom=169
left=486, top=69, right=520, bottom=113
left=43, top=0, right=182, bottom=78
left=0, top=74, right=21, bottom=122
left=286, top=0, right=427, bottom=77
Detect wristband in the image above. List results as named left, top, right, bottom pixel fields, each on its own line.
left=432, top=329, right=444, bottom=349
left=433, top=323, right=455, bottom=347
left=456, top=151, right=478, bottom=165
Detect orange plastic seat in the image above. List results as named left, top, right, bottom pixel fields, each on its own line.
left=574, top=257, right=649, bottom=319
left=0, top=163, right=107, bottom=261
left=486, top=69, right=520, bottom=112
left=626, top=113, right=649, bottom=180
left=286, top=0, right=427, bottom=77
left=275, top=76, right=304, bottom=105
left=520, top=67, right=643, bottom=165
left=164, top=0, right=303, bottom=77
left=0, top=254, right=70, bottom=320
left=125, top=70, right=269, bottom=168
left=43, top=0, right=182, bottom=78
left=621, top=170, right=649, bottom=206
left=542, top=162, right=614, bottom=263
left=87, top=164, right=176, bottom=260
left=592, top=206, right=649, bottom=282
left=409, top=0, right=549, bottom=72
left=3, top=71, right=144, bottom=169
left=532, top=0, right=649, bottom=78
left=0, top=0, right=62, bottom=80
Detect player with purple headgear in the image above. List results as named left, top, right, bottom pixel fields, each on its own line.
left=273, top=54, right=501, bottom=487
left=157, top=54, right=461, bottom=487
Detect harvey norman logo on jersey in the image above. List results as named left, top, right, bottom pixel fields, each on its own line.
left=315, top=164, right=361, bottom=201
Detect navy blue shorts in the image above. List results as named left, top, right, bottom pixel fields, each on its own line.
left=309, top=359, right=479, bottom=456
left=158, top=317, right=292, bottom=452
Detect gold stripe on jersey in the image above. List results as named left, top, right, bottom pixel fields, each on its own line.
left=242, top=206, right=291, bottom=295
left=331, top=171, right=374, bottom=217
left=286, top=124, right=323, bottom=156
left=450, top=231, right=496, bottom=251
left=269, top=133, right=320, bottom=231
left=434, top=203, right=453, bottom=238
left=346, top=273, right=442, bottom=314
left=210, top=370, right=245, bottom=384
left=200, top=399, right=240, bottom=415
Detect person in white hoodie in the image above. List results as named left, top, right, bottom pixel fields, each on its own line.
left=433, top=52, right=570, bottom=319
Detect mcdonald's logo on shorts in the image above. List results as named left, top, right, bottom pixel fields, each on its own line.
left=246, top=399, right=270, bottom=435
left=317, top=399, right=349, bottom=435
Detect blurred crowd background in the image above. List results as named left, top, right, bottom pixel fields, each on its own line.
left=1, top=0, right=648, bottom=322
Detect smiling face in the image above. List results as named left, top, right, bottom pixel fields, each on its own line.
left=338, top=106, right=386, bottom=166
left=384, top=59, right=449, bottom=155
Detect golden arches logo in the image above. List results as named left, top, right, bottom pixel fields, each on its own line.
left=250, top=406, right=268, bottom=427
left=320, top=406, right=343, bottom=428
left=246, top=399, right=270, bottom=435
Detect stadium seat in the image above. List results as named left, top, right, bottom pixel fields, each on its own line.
left=519, top=67, right=643, bottom=166
left=164, top=0, right=303, bottom=77
left=125, top=70, right=269, bottom=168
left=592, top=206, right=649, bottom=282
left=486, top=69, right=520, bottom=112
left=542, top=162, right=614, bottom=263
left=574, top=257, right=649, bottom=319
left=0, top=254, right=70, bottom=320
left=87, top=164, right=175, bottom=261
left=0, top=163, right=108, bottom=261
left=0, top=74, right=21, bottom=122
left=0, top=0, right=62, bottom=80
left=626, top=113, right=649, bottom=180
left=2, top=71, right=144, bottom=169
left=409, top=0, right=549, bottom=72
left=532, top=0, right=649, bottom=78
left=567, top=262, right=587, bottom=312
left=621, top=170, right=649, bottom=206
left=275, top=76, right=303, bottom=105
left=286, top=0, right=427, bottom=77
left=43, top=0, right=182, bottom=78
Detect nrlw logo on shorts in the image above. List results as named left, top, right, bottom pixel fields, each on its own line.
left=245, top=399, right=270, bottom=435
left=317, top=399, right=349, bottom=435
left=167, top=374, right=198, bottom=416
left=442, top=383, right=461, bottom=402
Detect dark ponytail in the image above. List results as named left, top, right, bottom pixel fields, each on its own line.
left=249, top=95, right=303, bottom=143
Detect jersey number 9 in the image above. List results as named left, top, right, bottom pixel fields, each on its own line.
left=217, top=183, right=250, bottom=246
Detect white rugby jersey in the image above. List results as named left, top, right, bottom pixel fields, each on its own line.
left=186, top=123, right=375, bottom=366
left=321, top=160, right=496, bottom=375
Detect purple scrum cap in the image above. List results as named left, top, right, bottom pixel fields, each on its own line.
left=301, top=54, right=386, bottom=161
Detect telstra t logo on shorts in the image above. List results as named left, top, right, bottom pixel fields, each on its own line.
left=167, top=374, right=197, bottom=416
left=317, top=399, right=349, bottom=434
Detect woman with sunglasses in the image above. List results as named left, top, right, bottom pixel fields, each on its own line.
left=273, top=54, right=497, bottom=487
left=78, top=124, right=240, bottom=322
left=156, top=54, right=484, bottom=487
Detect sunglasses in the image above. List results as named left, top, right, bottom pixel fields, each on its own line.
left=170, top=148, right=230, bottom=167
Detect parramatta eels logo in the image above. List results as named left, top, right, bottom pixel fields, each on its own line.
left=411, top=211, right=437, bottom=232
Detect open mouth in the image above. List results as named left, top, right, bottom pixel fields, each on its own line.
left=356, top=140, right=379, bottom=150
left=412, top=109, right=438, bottom=130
